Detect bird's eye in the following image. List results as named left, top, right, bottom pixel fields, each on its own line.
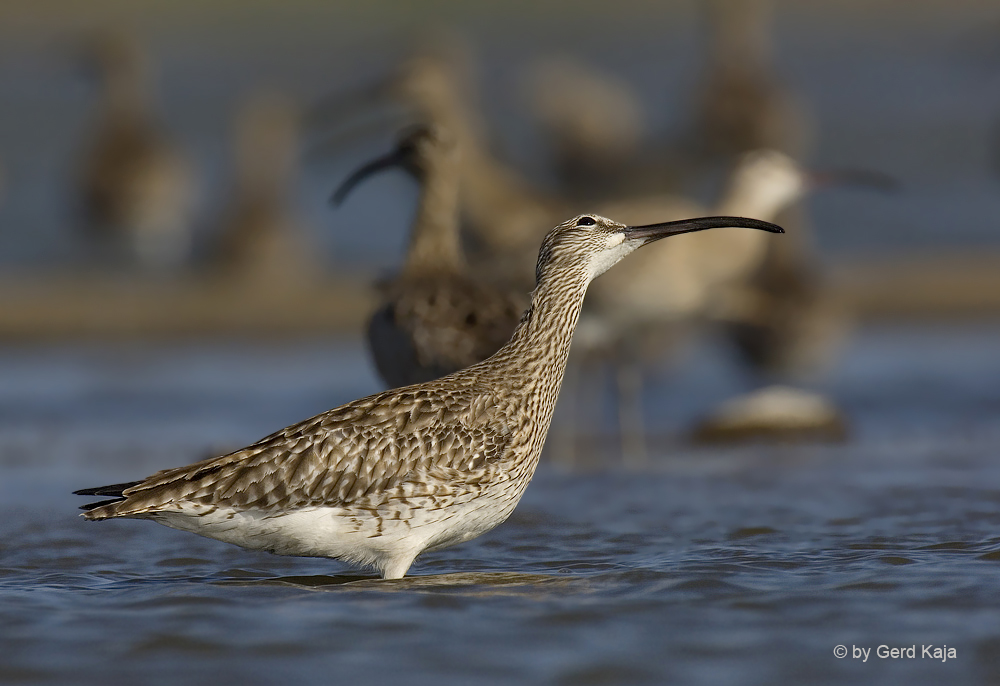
left=577, top=216, right=596, bottom=226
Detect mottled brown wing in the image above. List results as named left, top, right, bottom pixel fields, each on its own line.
left=88, top=382, right=513, bottom=518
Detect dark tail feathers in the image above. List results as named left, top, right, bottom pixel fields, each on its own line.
left=73, top=481, right=142, bottom=511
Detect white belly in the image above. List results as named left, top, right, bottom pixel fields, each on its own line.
left=144, top=489, right=521, bottom=579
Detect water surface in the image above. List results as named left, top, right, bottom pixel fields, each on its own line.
left=3, top=325, right=1000, bottom=685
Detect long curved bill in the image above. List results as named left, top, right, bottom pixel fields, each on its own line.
left=624, top=216, right=785, bottom=244
left=330, top=149, right=408, bottom=206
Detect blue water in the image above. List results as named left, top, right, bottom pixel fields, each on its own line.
left=2, top=323, right=1000, bottom=685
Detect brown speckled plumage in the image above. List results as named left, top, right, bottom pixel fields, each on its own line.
left=368, top=275, right=524, bottom=387
left=77, top=213, right=782, bottom=579
left=92, top=379, right=515, bottom=515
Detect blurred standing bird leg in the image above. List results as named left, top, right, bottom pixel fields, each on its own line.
left=614, top=335, right=650, bottom=465
left=76, top=214, right=783, bottom=580
left=333, top=125, right=526, bottom=388
left=78, top=30, right=196, bottom=269
left=211, top=92, right=317, bottom=286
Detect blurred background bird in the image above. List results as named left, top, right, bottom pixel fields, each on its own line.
left=76, top=30, right=196, bottom=270
left=210, top=91, right=317, bottom=286
left=334, top=125, right=526, bottom=388
left=524, top=55, right=648, bottom=201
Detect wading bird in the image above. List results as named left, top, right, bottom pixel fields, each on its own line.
left=76, top=214, right=783, bottom=579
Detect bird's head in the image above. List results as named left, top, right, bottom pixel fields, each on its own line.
left=535, top=214, right=785, bottom=285
left=332, top=124, right=458, bottom=205
left=727, top=149, right=806, bottom=217
left=725, top=149, right=897, bottom=221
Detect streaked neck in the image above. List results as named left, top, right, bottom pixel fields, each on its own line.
left=491, top=265, right=589, bottom=399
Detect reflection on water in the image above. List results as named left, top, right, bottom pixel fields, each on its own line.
left=2, top=324, right=1000, bottom=684
left=226, top=571, right=586, bottom=594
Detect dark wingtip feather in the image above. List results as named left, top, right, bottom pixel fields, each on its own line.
left=79, top=497, right=126, bottom=511
left=73, top=481, right=142, bottom=497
